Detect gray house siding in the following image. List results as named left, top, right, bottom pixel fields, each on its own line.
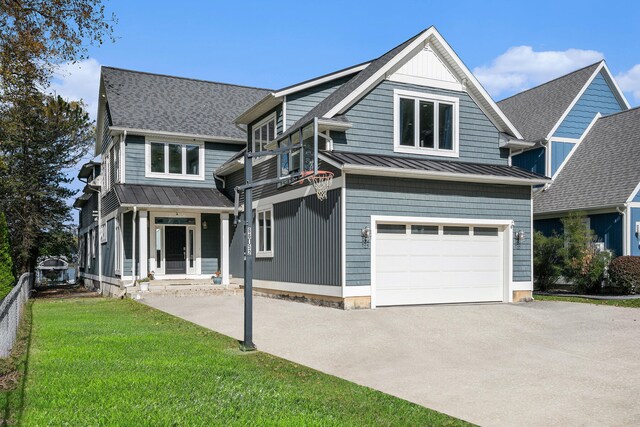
left=345, top=175, right=532, bottom=285
left=101, top=189, right=119, bottom=216
left=201, top=213, right=220, bottom=275
left=122, top=211, right=139, bottom=276
left=80, top=193, right=98, bottom=229
left=285, top=76, right=352, bottom=128
left=124, top=134, right=242, bottom=187
left=101, top=218, right=116, bottom=278
left=337, top=80, right=508, bottom=165
left=101, top=103, right=113, bottom=155
left=230, top=189, right=341, bottom=286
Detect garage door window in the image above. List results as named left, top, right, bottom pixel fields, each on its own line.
left=411, top=225, right=438, bottom=235
left=474, top=227, right=499, bottom=236
left=443, top=226, right=469, bottom=235
left=377, top=224, right=406, bottom=234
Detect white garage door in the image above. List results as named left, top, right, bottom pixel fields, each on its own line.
left=374, top=222, right=505, bottom=306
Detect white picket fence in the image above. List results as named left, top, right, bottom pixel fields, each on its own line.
left=0, top=273, right=33, bottom=357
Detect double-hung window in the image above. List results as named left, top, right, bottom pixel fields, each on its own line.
left=256, top=208, right=273, bottom=257
left=253, top=114, right=276, bottom=153
left=394, top=90, right=458, bottom=157
left=147, top=140, right=204, bottom=180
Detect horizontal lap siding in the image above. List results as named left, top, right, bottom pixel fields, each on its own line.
left=346, top=176, right=531, bottom=285
left=339, top=80, right=508, bottom=165
left=232, top=189, right=341, bottom=286
left=554, top=72, right=625, bottom=138
left=80, top=194, right=98, bottom=230
left=101, top=190, right=119, bottom=216
left=286, top=76, right=352, bottom=127
left=124, top=135, right=242, bottom=188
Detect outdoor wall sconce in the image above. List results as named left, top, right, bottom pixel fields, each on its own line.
left=202, top=220, right=208, bottom=230
left=515, top=230, right=525, bottom=244
left=361, top=225, right=371, bottom=244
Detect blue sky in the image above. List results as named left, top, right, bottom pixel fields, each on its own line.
left=58, top=0, right=640, bottom=218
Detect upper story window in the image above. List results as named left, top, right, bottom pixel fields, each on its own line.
left=252, top=113, right=276, bottom=152
left=394, top=89, right=459, bottom=157
left=145, top=139, right=205, bottom=180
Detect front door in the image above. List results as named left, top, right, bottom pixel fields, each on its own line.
left=165, top=226, right=186, bottom=274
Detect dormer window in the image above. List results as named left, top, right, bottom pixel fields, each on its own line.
left=394, top=89, right=459, bottom=157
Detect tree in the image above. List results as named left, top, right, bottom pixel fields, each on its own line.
left=533, top=231, right=563, bottom=291
left=561, top=212, right=611, bottom=294
left=0, top=91, right=93, bottom=273
left=0, top=212, right=14, bottom=298
left=0, top=0, right=115, bottom=91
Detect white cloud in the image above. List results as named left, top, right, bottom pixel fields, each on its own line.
left=616, top=64, right=640, bottom=103
left=48, top=58, right=102, bottom=121
left=474, top=46, right=604, bottom=99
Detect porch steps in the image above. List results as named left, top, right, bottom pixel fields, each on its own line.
left=127, top=280, right=242, bottom=298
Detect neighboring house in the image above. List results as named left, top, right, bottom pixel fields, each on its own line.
left=217, top=26, right=548, bottom=308
left=499, top=61, right=638, bottom=257
left=75, top=67, right=270, bottom=295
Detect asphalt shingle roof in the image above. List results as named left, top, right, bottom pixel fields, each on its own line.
left=534, top=107, right=640, bottom=214
left=102, top=67, right=271, bottom=140
left=322, top=151, right=548, bottom=182
left=497, top=62, right=601, bottom=142
left=114, top=184, right=233, bottom=208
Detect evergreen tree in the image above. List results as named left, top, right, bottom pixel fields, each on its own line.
left=0, top=212, right=14, bottom=298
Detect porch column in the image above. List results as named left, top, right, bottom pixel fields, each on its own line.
left=220, top=213, right=230, bottom=285
left=139, top=210, right=148, bottom=279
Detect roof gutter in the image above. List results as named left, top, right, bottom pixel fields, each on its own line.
left=340, top=164, right=550, bottom=186
left=108, top=126, right=246, bottom=144
left=118, top=203, right=235, bottom=212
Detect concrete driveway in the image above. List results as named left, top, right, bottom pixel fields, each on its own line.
left=143, top=295, right=640, bottom=426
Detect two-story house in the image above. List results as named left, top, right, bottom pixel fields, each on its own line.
left=76, top=67, right=269, bottom=295
left=499, top=61, right=640, bottom=257
left=216, top=27, right=548, bottom=308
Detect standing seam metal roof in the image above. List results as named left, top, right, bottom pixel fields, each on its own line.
left=322, top=151, right=548, bottom=181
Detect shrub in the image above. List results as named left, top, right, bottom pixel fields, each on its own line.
left=561, top=212, right=611, bottom=294
left=533, top=231, right=563, bottom=291
left=608, top=256, right=640, bottom=295
left=0, top=212, right=15, bottom=299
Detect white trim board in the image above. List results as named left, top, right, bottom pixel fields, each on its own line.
left=110, top=126, right=246, bottom=144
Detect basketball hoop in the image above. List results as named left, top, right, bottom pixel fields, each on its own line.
left=299, top=171, right=333, bottom=200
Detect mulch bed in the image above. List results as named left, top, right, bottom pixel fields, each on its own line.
left=33, top=285, right=100, bottom=299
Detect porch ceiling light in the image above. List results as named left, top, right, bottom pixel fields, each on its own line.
left=202, top=220, right=208, bottom=230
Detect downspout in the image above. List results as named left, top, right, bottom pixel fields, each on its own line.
left=124, top=206, right=137, bottom=288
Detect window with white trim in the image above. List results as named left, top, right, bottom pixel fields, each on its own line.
left=114, top=218, right=122, bottom=275
left=394, top=90, right=458, bottom=157
left=252, top=114, right=276, bottom=152
left=146, top=140, right=204, bottom=180
left=256, top=208, right=273, bottom=257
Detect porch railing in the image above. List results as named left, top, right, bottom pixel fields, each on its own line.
left=0, top=273, right=33, bottom=357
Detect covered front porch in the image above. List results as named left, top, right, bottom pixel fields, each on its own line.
left=114, top=184, right=235, bottom=288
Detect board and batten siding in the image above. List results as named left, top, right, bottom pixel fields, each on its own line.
left=554, top=72, right=625, bottom=139
left=345, top=175, right=532, bottom=285
left=229, top=189, right=341, bottom=286
left=201, top=213, right=220, bottom=274
left=124, top=134, right=242, bottom=187
left=285, top=76, right=352, bottom=128
left=336, top=80, right=508, bottom=165
left=512, top=146, right=546, bottom=176
left=101, top=218, right=116, bottom=278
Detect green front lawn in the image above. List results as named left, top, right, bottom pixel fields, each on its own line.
left=535, top=294, right=640, bottom=308
left=3, top=298, right=468, bottom=426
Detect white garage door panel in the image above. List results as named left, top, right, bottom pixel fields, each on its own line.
left=375, top=223, right=505, bottom=306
